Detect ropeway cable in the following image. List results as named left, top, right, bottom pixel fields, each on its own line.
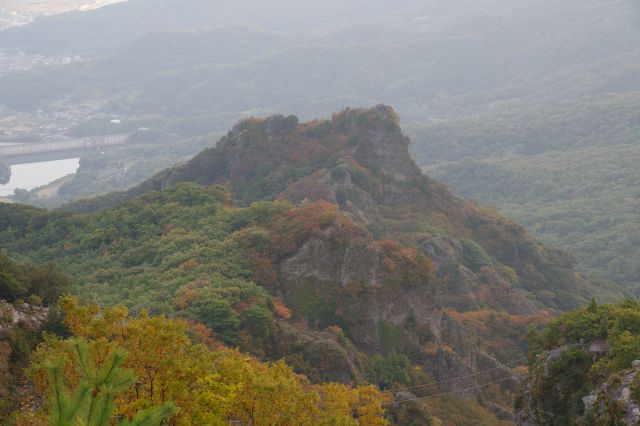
left=382, top=374, right=525, bottom=407
left=381, top=356, right=527, bottom=394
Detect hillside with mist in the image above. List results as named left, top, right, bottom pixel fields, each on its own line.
left=1, top=1, right=640, bottom=424
left=3, top=0, right=639, bottom=116
left=1, top=106, right=627, bottom=424
left=4, top=0, right=637, bottom=298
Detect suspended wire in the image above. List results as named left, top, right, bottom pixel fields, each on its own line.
left=382, top=374, right=524, bottom=407
left=381, top=356, right=527, bottom=394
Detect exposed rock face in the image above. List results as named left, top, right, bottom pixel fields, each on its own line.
left=516, top=346, right=563, bottom=426
left=600, top=370, right=640, bottom=425
left=276, top=219, right=519, bottom=401
left=388, top=391, right=436, bottom=425
left=420, top=236, right=462, bottom=272
left=278, top=221, right=441, bottom=351
left=583, top=393, right=597, bottom=413
left=516, top=343, right=640, bottom=425
left=0, top=300, right=48, bottom=335
left=270, top=320, right=364, bottom=384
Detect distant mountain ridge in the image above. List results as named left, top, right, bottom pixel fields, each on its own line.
left=1, top=0, right=639, bottom=320
left=0, top=0, right=126, bottom=14
left=0, top=1, right=127, bottom=31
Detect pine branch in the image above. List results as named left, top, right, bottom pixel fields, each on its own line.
left=120, top=402, right=176, bottom=426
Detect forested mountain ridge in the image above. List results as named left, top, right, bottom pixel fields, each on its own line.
left=71, top=105, right=623, bottom=308
left=2, top=0, right=639, bottom=298
left=0, top=106, right=626, bottom=423
left=0, top=0, right=420, bottom=56
left=4, top=0, right=638, bottom=117
left=1, top=0, right=638, bottom=422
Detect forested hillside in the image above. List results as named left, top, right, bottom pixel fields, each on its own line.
left=0, top=253, right=71, bottom=421
left=1, top=0, right=638, bottom=299
left=3, top=0, right=637, bottom=119
left=1, top=0, right=639, bottom=423
left=0, top=106, right=627, bottom=424
left=9, top=296, right=388, bottom=425
left=1, top=236, right=387, bottom=425
left=517, top=300, right=640, bottom=425
left=420, top=93, right=640, bottom=295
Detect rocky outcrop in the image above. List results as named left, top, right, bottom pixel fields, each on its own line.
left=277, top=218, right=520, bottom=410
left=593, top=367, right=640, bottom=425
left=388, top=391, right=436, bottom=425
left=516, top=343, right=640, bottom=425
left=278, top=221, right=441, bottom=351
left=137, top=104, right=591, bottom=308
left=0, top=300, right=48, bottom=336
left=270, top=320, right=364, bottom=384
left=420, top=236, right=462, bottom=272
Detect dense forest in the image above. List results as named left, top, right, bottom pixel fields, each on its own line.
left=9, top=295, right=388, bottom=425
left=1, top=0, right=639, bottom=424
left=0, top=259, right=388, bottom=425
left=419, top=93, right=640, bottom=296
left=0, top=106, right=629, bottom=424
left=0, top=0, right=637, bottom=303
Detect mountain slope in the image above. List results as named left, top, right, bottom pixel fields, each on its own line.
left=2, top=0, right=638, bottom=107
left=0, top=108, right=627, bottom=423
left=79, top=105, right=624, bottom=309
left=3, top=2, right=640, bottom=285
left=419, top=93, right=640, bottom=295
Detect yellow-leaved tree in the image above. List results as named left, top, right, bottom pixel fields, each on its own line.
left=15, top=296, right=388, bottom=425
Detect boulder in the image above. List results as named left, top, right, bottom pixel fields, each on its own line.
left=582, top=393, right=597, bottom=413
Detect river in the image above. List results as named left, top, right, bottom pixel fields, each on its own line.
left=0, top=158, right=80, bottom=196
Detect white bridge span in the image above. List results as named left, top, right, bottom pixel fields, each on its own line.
left=0, top=134, right=128, bottom=158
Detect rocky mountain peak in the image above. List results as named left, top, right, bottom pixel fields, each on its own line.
left=69, top=105, right=618, bottom=315
left=333, top=105, right=423, bottom=183
left=124, top=104, right=444, bottom=215
left=225, top=104, right=420, bottom=185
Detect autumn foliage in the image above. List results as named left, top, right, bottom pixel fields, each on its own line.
left=15, top=297, right=389, bottom=425
left=267, top=200, right=338, bottom=258
left=376, top=240, right=435, bottom=287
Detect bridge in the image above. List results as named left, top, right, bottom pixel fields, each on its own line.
left=0, top=134, right=129, bottom=165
